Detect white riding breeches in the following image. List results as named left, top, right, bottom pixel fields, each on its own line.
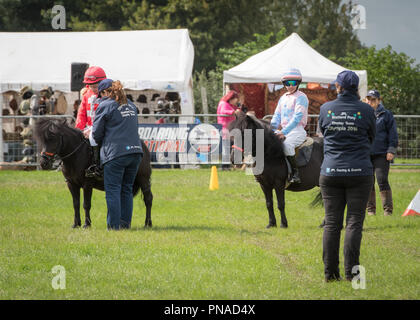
left=282, top=127, right=307, bottom=156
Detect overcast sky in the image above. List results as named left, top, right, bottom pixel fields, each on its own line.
left=352, top=0, right=420, bottom=64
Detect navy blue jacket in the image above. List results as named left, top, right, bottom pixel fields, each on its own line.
left=371, top=103, right=398, bottom=155
left=92, top=97, right=143, bottom=165
left=318, top=91, right=376, bottom=176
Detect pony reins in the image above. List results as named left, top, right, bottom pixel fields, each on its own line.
left=59, top=139, right=88, bottom=160
left=41, top=137, right=87, bottom=161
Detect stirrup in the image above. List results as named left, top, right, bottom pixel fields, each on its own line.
left=289, top=173, right=301, bottom=184
left=85, top=165, right=102, bottom=178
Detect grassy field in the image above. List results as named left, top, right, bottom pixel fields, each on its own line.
left=0, top=168, right=419, bottom=300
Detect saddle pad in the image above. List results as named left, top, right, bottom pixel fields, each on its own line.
left=296, top=143, right=314, bottom=167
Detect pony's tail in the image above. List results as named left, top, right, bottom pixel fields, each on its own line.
left=133, top=140, right=152, bottom=198
left=310, top=190, right=323, bottom=208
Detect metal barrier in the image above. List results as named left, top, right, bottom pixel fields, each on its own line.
left=1, top=113, right=419, bottom=167
left=0, top=114, right=227, bottom=167
left=264, top=114, right=420, bottom=164
left=0, top=115, right=75, bottom=166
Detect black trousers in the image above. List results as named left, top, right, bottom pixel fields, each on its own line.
left=371, top=154, right=391, bottom=191
left=319, top=175, right=374, bottom=279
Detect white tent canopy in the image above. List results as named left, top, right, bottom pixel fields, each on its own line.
left=0, top=29, right=195, bottom=114
left=224, top=32, right=367, bottom=98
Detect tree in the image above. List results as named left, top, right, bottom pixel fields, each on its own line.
left=126, top=0, right=277, bottom=71
left=294, top=0, right=362, bottom=61
left=0, top=0, right=57, bottom=31
left=1, top=0, right=363, bottom=72
left=339, top=45, right=420, bottom=114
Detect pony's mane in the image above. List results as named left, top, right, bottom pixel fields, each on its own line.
left=229, top=113, right=285, bottom=160
left=34, top=118, right=84, bottom=146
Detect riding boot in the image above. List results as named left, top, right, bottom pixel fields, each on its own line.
left=380, top=189, right=393, bottom=216
left=367, top=187, right=376, bottom=215
left=286, top=155, right=301, bottom=184
left=85, top=146, right=102, bottom=178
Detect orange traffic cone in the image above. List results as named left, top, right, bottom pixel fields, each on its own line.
left=209, top=165, right=219, bottom=191
left=402, top=189, right=420, bottom=216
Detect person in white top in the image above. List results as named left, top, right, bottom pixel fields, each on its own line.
left=270, top=68, right=309, bottom=183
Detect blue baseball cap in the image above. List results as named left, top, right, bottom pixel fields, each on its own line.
left=366, top=89, right=380, bottom=99
left=98, top=79, right=113, bottom=93
left=334, top=70, right=359, bottom=90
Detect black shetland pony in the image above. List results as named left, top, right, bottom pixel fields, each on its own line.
left=35, top=119, right=153, bottom=228
left=228, top=113, right=323, bottom=228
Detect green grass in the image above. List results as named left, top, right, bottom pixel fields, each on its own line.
left=393, top=158, right=420, bottom=166
left=0, top=168, right=419, bottom=299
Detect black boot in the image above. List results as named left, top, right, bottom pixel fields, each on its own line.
left=286, top=155, right=301, bottom=184
left=85, top=146, right=102, bottom=178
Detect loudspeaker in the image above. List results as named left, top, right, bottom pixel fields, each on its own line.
left=71, top=62, right=89, bottom=92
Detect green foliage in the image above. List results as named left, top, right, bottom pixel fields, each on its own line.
left=193, top=69, right=223, bottom=115
left=0, top=0, right=362, bottom=72
left=216, top=29, right=287, bottom=72
left=339, top=45, right=420, bottom=115
left=143, top=0, right=276, bottom=71
left=295, top=0, right=362, bottom=61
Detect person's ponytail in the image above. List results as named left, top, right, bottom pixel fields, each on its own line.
left=108, top=80, right=127, bottom=105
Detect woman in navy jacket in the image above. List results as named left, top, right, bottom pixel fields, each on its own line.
left=318, top=70, right=376, bottom=282
left=365, top=90, right=398, bottom=216
left=92, top=80, right=143, bottom=230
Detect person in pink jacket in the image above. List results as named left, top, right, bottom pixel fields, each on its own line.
left=217, top=90, right=241, bottom=170
left=217, top=90, right=240, bottom=132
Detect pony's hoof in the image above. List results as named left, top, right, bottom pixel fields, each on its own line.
left=83, top=224, right=91, bottom=229
left=72, top=224, right=81, bottom=229
left=266, top=223, right=277, bottom=229
left=280, top=224, right=288, bottom=228
left=144, top=220, right=152, bottom=228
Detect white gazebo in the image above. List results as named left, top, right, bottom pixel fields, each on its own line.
left=224, top=32, right=367, bottom=98
left=0, top=29, right=195, bottom=115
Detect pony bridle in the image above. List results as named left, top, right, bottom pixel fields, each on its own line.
left=41, top=135, right=86, bottom=163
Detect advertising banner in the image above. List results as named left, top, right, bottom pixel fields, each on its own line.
left=138, top=123, right=227, bottom=164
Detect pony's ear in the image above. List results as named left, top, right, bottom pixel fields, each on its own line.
left=245, top=113, right=259, bottom=124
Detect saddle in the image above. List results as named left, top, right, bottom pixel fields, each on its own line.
left=285, top=137, right=314, bottom=182
left=295, top=137, right=314, bottom=167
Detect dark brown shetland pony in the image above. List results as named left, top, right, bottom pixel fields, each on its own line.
left=228, top=112, right=323, bottom=228
left=34, top=119, right=153, bottom=228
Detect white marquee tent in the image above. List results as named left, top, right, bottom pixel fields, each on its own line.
left=0, top=29, right=195, bottom=115
left=224, top=32, right=367, bottom=98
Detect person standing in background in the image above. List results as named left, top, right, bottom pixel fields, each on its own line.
left=365, top=90, right=398, bottom=216
left=217, top=90, right=241, bottom=170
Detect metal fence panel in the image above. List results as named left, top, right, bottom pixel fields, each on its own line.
left=264, top=114, right=420, bottom=163
left=1, top=114, right=419, bottom=167
left=0, top=115, right=75, bottom=166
